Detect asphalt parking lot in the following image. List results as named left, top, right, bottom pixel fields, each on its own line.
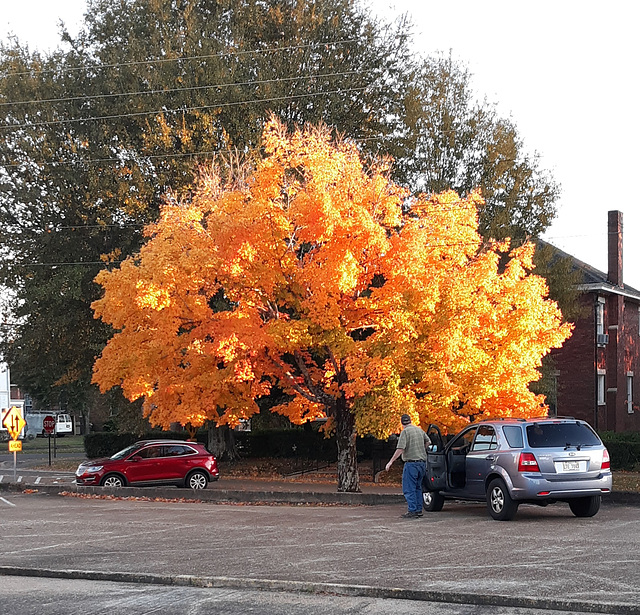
left=1, top=490, right=639, bottom=614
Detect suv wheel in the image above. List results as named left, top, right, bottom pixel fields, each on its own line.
left=487, top=478, right=518, bottom=521
left=186, top=470, right=208, bottom=490
left=101, top=474, right=125, bottom=488
left=423, top=490, right=445, bottom=512
left=568, top=495, right=601, bottom=518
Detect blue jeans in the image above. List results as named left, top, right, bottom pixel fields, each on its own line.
left=402, top=461, right=426, bottom=513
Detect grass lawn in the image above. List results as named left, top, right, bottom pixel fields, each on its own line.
left=18, top=434, right=85, bottom=454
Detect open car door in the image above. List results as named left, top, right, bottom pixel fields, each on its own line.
left=424, top=424, right=447, bottom=491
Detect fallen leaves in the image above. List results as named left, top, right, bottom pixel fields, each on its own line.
left=59, top=491, right=199, bottom=503
left=57, top=491, right=362, bottom=507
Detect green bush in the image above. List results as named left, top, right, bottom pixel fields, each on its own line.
left=235, top=429, right=389, bottom=461
left=600, top=432, right=640, bottom=470
left=84, top=428, right=390, bottom=462
left=241, top=429, right=336, bottom=461
left=84, top=431, right=190, bottom=459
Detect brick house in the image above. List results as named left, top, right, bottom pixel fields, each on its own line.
left=548, top=211, right=640, bottom=433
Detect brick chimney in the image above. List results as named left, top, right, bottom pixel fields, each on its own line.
left=608, top=210, right=623, bottom=287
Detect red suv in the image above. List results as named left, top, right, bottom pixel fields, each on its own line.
left=75, top=440, right=219, bottom=489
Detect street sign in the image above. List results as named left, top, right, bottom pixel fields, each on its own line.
left=1, top=406, right=26, bottom=440
left=8, top=439, right=22, bottom=452
left=43, top=415, right=56, bottom=435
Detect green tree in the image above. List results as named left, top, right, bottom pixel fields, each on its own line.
left=396, top=54, right=560, bottom=242
left=0, top=1, right=564, bottom=435
left=0, top=0, right=413, bottom=424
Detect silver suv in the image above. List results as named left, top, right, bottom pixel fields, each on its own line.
left=423, top=418, right=612, bottom=520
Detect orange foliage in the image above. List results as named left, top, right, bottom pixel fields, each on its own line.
left=92, top=118, right=571, bottom=437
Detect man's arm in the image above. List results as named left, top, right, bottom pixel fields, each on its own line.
left=385, top=447, right=404, bottom=472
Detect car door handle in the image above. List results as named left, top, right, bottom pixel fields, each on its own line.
left=486, top=456, right=495, bottom=462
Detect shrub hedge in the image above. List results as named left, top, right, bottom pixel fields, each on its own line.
left=600, top=432, right=640, bottom=470
left=85, top=429, right=640, bottom=470
left=84, top=429, right=391, bottom=461
left=84, top=431, right=191, bottom=459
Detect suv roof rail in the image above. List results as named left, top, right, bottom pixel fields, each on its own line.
left=484, top=417, right=527, bottom=422
left=482, top=415, right=578, bottom=423
left=528, top=415, right=576, bottom=421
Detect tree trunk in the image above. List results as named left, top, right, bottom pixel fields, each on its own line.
left=334, top=397, right=360, bottom=492
left=207, top=422, right=238, bottom=461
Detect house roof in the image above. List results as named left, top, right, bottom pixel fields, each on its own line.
left=537, top=239, right=640, bottom=302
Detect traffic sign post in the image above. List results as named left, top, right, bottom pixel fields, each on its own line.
left=2, top=406, right=26, bottom=440
left=42, top=415, right=55, bottom=434
left=2, top=406, right=26, bottom=481
left=43, top=415, right=55, bottom=466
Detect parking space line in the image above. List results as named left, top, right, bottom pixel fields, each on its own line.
left=17, top=476, right=22, bottom=483
left=0, top=496, right=16, bottom=507
left=34, top=477, right=41, bottom=485
left=0, top=474, right=3, bottom=483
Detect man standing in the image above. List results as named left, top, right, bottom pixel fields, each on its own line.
left=386, top=414, right=431, bottom=518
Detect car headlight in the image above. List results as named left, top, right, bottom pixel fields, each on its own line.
left=80, top=465, right=103, bottom=473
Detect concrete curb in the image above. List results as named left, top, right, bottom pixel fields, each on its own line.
left=0, top=481, right=405, bottom=506
left=2, top=480, right=640, bottom=506
left=0, top=566, right=637, bottom=614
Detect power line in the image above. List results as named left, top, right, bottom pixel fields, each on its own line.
left=6, top=261, right=123, bottom=267
left=1, top=135, right=396, bottom=169
left=11, top=224, right=146, bottom=232
left=1, top=39, right=362, bottom=78
left=0, top=69, right=374, bottom=108
left=0, top=86, right=369, bottom=131
left=2, top=128, right=520, bottom=170
left=3, top=148, right=226, bottom=169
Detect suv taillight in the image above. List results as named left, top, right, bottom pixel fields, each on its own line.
left=602, top=448, right=610, bottom=471
left=518, top=452, right=540, bottom=472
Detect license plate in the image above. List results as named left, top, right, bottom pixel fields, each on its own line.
left=562, top=461, right=580, bottom=472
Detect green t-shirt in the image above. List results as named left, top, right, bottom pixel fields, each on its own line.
left=397, top=424, right=430, bottom=461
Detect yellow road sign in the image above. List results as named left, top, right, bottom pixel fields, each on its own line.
left=8, top=439, right=22, bottom=452
left=2, top=406, right=26, bottom=440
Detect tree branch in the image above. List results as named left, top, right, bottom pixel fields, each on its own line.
left=267, top=351, right=328, bottom=407
left=293, top=350, right=335, bottom=406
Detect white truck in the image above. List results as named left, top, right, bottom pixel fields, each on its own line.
left=24, top=412, right=74, bottom=438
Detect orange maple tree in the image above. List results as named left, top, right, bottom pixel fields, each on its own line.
left=92, top=118, right=572, bottom=492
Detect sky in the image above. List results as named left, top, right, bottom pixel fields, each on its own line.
left=2, top=0, right=640, bottom=287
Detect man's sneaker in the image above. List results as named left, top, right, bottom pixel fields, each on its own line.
left=400, top=511, right=419, bottom=518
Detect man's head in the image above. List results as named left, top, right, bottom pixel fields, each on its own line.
left=400, top=414, right=412, bottom=427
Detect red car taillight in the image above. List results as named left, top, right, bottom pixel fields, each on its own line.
left=602, top=448, right=610, bottom=471
left=518, top=452, right=540, bottom=472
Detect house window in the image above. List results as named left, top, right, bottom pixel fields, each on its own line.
left=596, top=299, right=605, bottom=336
left=627, top=373, right=634, bottom=414
left=597, top=371, right=606, bottom=406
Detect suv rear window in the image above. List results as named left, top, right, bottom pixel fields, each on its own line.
left=526, top=422, right=601, bottom=448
